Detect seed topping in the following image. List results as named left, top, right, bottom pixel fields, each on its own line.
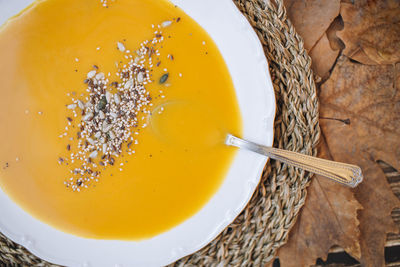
left=58, top=20, right=178, bottom=191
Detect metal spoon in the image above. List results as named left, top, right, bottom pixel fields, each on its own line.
left=225, top=134, right=363, bottom=188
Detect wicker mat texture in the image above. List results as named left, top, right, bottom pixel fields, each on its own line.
left=0, top=0, right=319, bottom=266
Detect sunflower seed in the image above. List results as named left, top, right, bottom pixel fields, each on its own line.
left=106, top=91, right=113, bottom=103
left=85, top=101, right=93, bottom=108
left=87, top=70, right=97, bottom=79
left=137, top=72, right=144, bottom=83
left=161, top=21, right=172, bottom=28
left=83, top=112, right=93, bottom=121
left=124, top=79, right=133, bottom=89
left=103, top=144, right=108, bottom=154
left=67, top=104, right=77, bottom=109
left=87, top=138, right=95, bottom=145
left=117, top=42, right=126, bottom=52
left=77, top=100, right=85, bottom=109
left=98, top=110, right=105, bottom=119
left=102, top=121, right=112, bottom=133
left=89, top=151, right=98, bottom=159
left=94, top=131, right=101, bottom=139
left=109, top=131, right=115, bottom=140
left=114, top=94, right=121, bottom=105
left=95, top=72, right=105, bottom=80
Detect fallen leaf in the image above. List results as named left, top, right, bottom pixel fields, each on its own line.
left=326, top=16, right=345, bottom=51
left=309, top=33, right=340, bottom=80
left=283, top=0, right=340, bottom=81
left=337, top=0, right=400, bottom=65
left=283, top=0, right=340, bottom=51
left=319, top=56, right=400, bottom=266
left=277, top=136, right=362, bottom=267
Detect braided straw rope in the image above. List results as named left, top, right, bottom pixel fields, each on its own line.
left=0, top=0, right=320, bottom=265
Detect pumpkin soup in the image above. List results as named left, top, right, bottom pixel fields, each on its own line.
left=0, top=0, right=242, bottom=240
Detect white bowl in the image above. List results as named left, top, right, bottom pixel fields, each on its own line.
left=0, top=0, right=275, bottom=266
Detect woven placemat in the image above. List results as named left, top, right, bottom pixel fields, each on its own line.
left=0, top=0, right=319, bottom=266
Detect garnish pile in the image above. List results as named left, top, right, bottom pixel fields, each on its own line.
left=59, top=22, right=173, bottom=191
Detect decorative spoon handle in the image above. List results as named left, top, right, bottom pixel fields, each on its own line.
left=225, top=134, right=363, bottom=188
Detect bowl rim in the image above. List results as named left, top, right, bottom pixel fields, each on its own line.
left=0, top=0, right=276, bottom=266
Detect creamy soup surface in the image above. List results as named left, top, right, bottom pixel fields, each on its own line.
left=0, top=0, right=242, bottom=240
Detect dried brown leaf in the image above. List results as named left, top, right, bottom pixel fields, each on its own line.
left=283, top=0, right=340, bottom=51
left=309, top=34, right=340, bottom=80
left=337, top=0, right=400, bottom=65
left=277, top=137, right=362, bottom=267
left=320, top=56, right=400, bottom=266
left=283, top=0, right=341, bottom=81
left=326, top=16, right=345, bottom=51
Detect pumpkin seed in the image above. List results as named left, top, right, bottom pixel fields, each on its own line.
left=159, top=73, right=169, bottom=84
left=97, top=96, right=107, bottom=111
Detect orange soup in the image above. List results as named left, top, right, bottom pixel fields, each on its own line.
left=0, top=0, right=242, bottom=240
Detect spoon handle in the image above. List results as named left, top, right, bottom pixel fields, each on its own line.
left=225, top=134, right=363, bottom=188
